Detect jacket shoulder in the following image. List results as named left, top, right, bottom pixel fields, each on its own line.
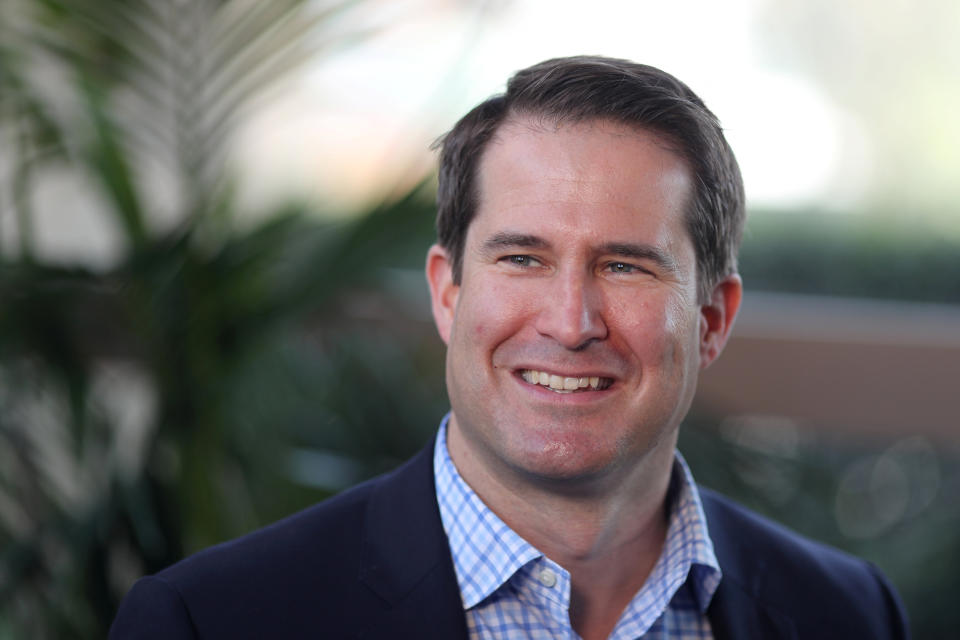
left=701, top=487, right=909, bottom=639
left=167, top=469, right=379, bottom=581
left=112, top=464, right=404, bottom=639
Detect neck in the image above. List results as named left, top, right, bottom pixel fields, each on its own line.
left=446, top=419, right=677, bottom=640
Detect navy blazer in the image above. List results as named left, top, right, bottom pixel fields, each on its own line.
left=110, top=441, right=909, bottom=639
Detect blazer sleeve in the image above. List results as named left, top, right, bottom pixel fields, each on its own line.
left=109, top=576, right=198, bottom=640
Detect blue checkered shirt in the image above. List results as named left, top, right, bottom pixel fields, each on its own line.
left=434, top=416, right=721, bottom=639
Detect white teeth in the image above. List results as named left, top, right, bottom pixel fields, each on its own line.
left=521, top=370, right=608, bottom=392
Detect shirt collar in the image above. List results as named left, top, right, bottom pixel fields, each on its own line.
left=649, top=447, right=722, bottom=613
left=433, top=414, right=721, bottom=613
left=433, top=415, right=542, bottom=608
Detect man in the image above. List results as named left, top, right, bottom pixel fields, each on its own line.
left=111, top=56, right=909, bottom=639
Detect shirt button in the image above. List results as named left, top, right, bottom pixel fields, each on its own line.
left=538, top=568, right=557, bottom=588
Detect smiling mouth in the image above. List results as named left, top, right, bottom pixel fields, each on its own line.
left=519, top=369, right=613, bottom=393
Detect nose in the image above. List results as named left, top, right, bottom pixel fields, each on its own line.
left=534, top=269, right=608, bottom=350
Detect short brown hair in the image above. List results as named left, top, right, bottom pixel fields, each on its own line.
left=434, top=55, right=745, bottom=302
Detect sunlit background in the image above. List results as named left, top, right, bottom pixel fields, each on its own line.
left=233, top=0, right=960, bottom=218
left=1, top=1, right=958, bottom=638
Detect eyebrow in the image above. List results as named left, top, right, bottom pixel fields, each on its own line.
left=480, top=232, right=680, bottom=275
left=481, top=232, right=550, bottom=252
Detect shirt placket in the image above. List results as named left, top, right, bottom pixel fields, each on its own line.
left=511, top=557, right=579, bottom=639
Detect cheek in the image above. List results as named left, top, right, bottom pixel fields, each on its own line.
left=663, top=291, right=697, bottom=334
left=665, top=299, right=703, bottom=369
left=621, top=295, right=697, bottom=366
left=457, top=281, right=531, bottom=344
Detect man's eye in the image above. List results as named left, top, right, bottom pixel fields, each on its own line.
left=608, top=262, right=635, bottom=273
left=504, top=255, right=539, bottom=267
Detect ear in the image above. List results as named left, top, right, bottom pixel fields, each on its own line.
left=425, top=244, right=459, bottom=345
left=699, top=273, right=743, bottom=369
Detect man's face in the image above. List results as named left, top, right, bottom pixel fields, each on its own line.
left=427, top=117, right=738, bottom=488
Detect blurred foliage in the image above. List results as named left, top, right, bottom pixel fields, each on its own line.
left=1, top=2, right=958, bottom=639
left=741, top=211, right=960, bottom=303
left=0, top=1, right=440, bottom=638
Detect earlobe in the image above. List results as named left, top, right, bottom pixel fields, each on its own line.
left=425, top=244, right=459, bottom=345
left=699, top=274, right=743, bottom=369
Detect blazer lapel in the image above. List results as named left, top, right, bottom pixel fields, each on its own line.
left=708, top=579, right=796, bottom=640
left=702, top=488, right=797, bottom=640
left=356, top=442, right=469, bottom=640
left=349, top=450, right=804, bottom=639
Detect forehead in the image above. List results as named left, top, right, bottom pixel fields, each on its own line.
left=469, top=117, right=694, bottom=250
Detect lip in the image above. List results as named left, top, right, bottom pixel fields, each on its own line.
left=511, top=368, right=617, bottom=403
left=508, top=362, right=619, bottom=380
left=512, top=364, right=619, bottom=380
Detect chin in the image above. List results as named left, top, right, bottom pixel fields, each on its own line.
left=506, top=438, right=627, bottom=487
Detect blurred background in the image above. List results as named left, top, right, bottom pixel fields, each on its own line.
left=1, top=0, right=957, bottom=637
